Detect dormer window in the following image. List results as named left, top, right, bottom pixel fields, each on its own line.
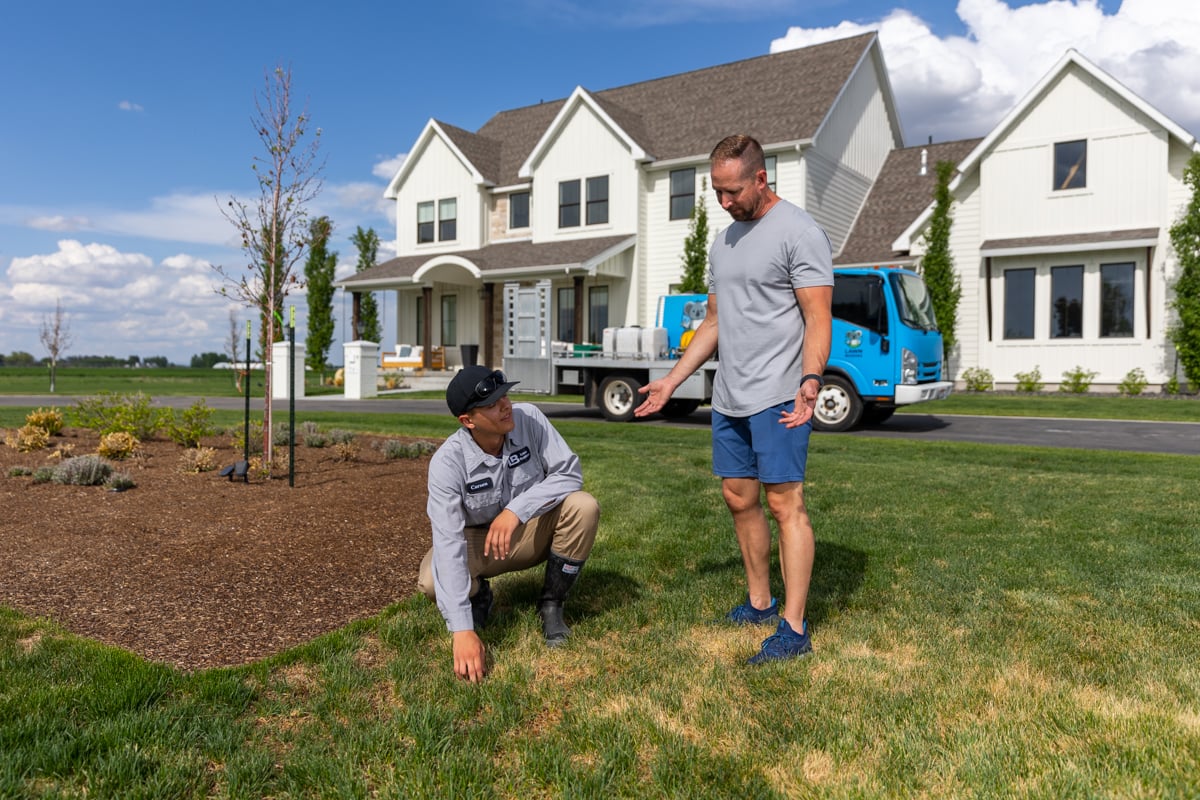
left=1054, top=140, right=1086, bottom=190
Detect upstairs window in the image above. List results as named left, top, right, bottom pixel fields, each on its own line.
left=1054, top=140, right=1086, bottom=190
left=438, top=198, right=457, bottom=241
left=417, top=201, right=435, bottom=243
left=509, top=191, right=530, bottom=229
left=586, top=176, right=609, bottom=225
left=670, top=168, right=695, bottom=220
left=559, top=180, right=581, bottom=228
left=417, top=198, right=457, bottom=243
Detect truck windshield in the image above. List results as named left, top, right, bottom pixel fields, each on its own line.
left=889, top=272, right=939, bottom=331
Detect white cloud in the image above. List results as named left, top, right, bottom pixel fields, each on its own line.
left=118, top=100, right=144, bottom=112
left=771, top=0, right=1200, bottom=143
left=372, top=153, right=407, bottom=180
left=26, top=214, right=92, bottom=232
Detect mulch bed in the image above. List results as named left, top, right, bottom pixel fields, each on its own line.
left=0, top=428, right=433, bottom=671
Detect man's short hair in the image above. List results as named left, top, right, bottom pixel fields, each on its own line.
left=710, top=134, right=766, bottom=178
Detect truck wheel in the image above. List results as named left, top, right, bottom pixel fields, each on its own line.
left=813, top=375, right=863, bottom=432
left=660, top=398, right=701, bottom=419
left=862, top=404, right=896, bottom=426
left=599, top=375, right=645, bottom=422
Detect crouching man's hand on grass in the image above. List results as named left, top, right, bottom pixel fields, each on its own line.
left=453, top=629, right=487, bottom=683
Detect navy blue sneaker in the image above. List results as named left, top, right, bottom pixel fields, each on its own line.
left=723, top=596, right=780, bottom=626
left=747, top=618, right=812, bottom=665
left=471, top=579, right=493, bottom=629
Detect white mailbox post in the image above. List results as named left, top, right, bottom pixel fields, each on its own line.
left=342, top=341, right=379, bottom=399
left=271, top=340, right=306, bottom=400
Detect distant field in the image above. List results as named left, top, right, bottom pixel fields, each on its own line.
left=0, top=366, right=338, bottom=398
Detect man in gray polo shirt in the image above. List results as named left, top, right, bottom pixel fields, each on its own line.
left=637, top=133, right=833, bottom=665
left=419, top=365, right=599, bottom=682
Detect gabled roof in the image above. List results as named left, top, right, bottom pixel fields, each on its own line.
left=519, top=87, right=649, bottom=178
left=835, top=138, right=981, bottom=266
left=384, top=119, right=491, bottom=198
left=392, top=32, right=886, bottom=191
left=893, top=48, right=1200, bottom=252
left=336, top=235, right=636, bottom=289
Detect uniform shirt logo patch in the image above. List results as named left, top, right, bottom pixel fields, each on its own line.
left=467, top=478, right=494, bottom=493
left=506, top=447, right=532, bottom=468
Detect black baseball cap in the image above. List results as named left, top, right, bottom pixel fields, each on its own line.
left=446, top=365, right=521, bottom=416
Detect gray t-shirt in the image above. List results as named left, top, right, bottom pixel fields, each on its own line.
left=708, top=199, right=834, bottom=417
left=426, top=403, right=583, bottom=631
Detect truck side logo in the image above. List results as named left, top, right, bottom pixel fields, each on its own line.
left=845, top=329, right=863, bottom=349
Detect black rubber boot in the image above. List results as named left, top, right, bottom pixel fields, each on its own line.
left=470, top=578, right=493, bottom=629
left=538, top=552, right=584, bottom=647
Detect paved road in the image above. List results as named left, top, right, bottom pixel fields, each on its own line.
left=4, top=394, right=1197, bottom=456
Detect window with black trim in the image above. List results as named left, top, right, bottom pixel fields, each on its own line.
left=559, top=180, right=581, bottom=228
left=557, top=287, right=575, bottom=342
left=438, top=198, right=457, bottom=241
left=764, top=155, right=777, bottom=192
left=586, top=176, right=609, bottom=225
left=588, top=286, right=608, bottom=343
left=1003, top=268, right=1035, bottom=339
left=440, top=295, right=457, bottom=346
left=1050, top=265, right=1083, bottom=338
left=1054, top=140, right=1086, bottom=190
left=1101, top=262, right=1135, bottom=337
left=417, top=201, right=434, bottom=243
left=669, top=168, right=695, bottom=220
left=509, top=191, right=530, bottom=229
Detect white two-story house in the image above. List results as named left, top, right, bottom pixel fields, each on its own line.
left=889, top=50, right=1199, bottom=390
left=338, top=33, right=903, bottom=369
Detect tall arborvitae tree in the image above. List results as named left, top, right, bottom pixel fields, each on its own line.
left=920, top=160, right=961, bottom=363
left=215, top=64, right=323, bottom=463
left=350, top=226, right=382, bottom=342
left=1169, top=152, right=1200, bottom=391
left=304, top=216, right=337, bottom=379
left=678, top=177, right=710, bottom=293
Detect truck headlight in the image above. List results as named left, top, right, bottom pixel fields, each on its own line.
left=902, top=348, right=917, bottom=385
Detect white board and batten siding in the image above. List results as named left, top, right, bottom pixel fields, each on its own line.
left=393, top=134, right=484, bottom=254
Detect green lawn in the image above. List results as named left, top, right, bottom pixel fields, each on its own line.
left=0, top=366, right=341, bottom=398
left=2, top=416, right=1198, bottom=798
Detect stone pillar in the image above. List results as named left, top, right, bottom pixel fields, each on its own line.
left=342, top=341, right=379, bottom=399
left=271, top=340, right=306, bottom=399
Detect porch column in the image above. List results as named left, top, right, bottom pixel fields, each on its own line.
left=481, top=282, right=495, bottom=367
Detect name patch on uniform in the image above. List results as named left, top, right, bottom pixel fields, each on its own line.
left=467, top=478, right=494, bottom=494
left=506, top=447, right=532, bottom=468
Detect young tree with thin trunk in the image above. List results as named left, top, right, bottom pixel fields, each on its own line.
left=304, top=216, right=337, bottom=380
left=678, top=178, right=710, bottom=294
left=919, top=160, right=961, bottom=365
left=1169, top=152, right=1200, bottom=391
left=39, top=298, right=72, bottom=393
left=215, top=64, right=323, bottom=463
left=350, top=226, right=382, bottom=342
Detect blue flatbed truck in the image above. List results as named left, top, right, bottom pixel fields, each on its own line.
left=501, top=266, right=953, bottom=431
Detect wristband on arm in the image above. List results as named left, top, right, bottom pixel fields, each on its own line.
left=800, top=373, right=824, bottom=389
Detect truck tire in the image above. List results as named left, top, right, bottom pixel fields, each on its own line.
left=862, top=404, right=896, bottom=426
left=660, top=398, right=701, bottom=419
left=599, top=375, right=645, bottom=422
left=813, top=375, right=863, bottom=432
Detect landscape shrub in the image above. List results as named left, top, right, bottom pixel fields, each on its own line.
left=5, top=425, right=50, bottom=452
left=9, top=466, right=33, bottom=477
left=960, top=367, right=994, bottom=392
left=1118, top=368, right=1148, bottom=397
left=332, top=441, right=359, bottom=462
left=1164, top=374, right=1181, bottom=394
left=1014, top=366, right=1043, bottom=393
left=52, top=455, right=112, bottom=486
left=25, top=407, right=64, bottom=435
left=31, top=467, right=55, bottom=484
left=97, top=431, right=140, bottom=460
left=377, top=439, right=440, bottom=459
left=328, top=429, right=356, bottom=445
left=165, top=399, right=216, bottom=448
left=178, top=447, right=219, bottom=474
left=106, top=473, right=136, bottom=492
left=69, top=392, right=168, bottom=439
left=1059, top=366, right=1098, bottom=394
left=231, top=422, right=265, bottom=455
left=303, top=431, right=330, bottom=448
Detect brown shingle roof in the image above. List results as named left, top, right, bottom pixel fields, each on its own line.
left=337, top=235, right=635, bottom=287
left=468, top=33, right=879, bottom=186
left=835, top=138, right=983, bottom=266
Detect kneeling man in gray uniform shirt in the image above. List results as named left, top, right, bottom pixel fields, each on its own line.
left=419, top=364, right=599, bottom=682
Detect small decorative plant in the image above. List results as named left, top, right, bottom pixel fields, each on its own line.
left=52, top=455, right=113, bottom=486
left=1059, top=366, right=1098, bottom=394
left=25, top=407, right=64, bottom=436
left=1013, top=366, right=1043, bottom=393
left=165, top=400, right=216, bottom=448
left=5, top=425, right=50, bottom=453
left=960, top=367, right=994, bottom=392
left=1118, top=368, right=1148, bottom=397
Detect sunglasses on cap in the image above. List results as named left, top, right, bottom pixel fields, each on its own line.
left=470, top=369, right=509, bottom=406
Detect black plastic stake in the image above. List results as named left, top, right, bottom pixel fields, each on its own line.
left=288, top=308, right=296, bottom=488
left=244, top=321, right=251, bottom=463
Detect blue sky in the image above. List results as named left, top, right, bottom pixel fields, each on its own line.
left=2, top=0, right=1198, bottom=365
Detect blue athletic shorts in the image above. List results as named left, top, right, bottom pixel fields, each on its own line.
left=712, top=402, right=812, bottom=483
